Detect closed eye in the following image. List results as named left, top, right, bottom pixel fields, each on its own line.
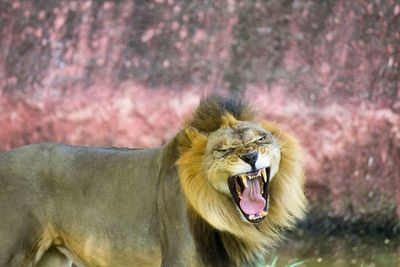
left=256, top=135, right=272, bottom=144
left=214, top=147, right=234, bottom=157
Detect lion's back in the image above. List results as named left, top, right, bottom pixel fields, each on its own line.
left=0, top=143, right=56, bottom=192
left=0, top=143, right=160, bottom=216
left=0, top=142, right=150, bottom=181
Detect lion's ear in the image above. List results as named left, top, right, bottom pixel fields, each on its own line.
left=184, top=126, right=207, bottom=144
left=177, top=126, right=207, bottom=154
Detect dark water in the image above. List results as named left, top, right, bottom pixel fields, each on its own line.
left=271, top=231, right=400, bottom=267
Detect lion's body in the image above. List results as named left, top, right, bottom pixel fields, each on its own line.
left=0, top=96, right=307, bottom=267
left=0, top=141, right=197, bottom=267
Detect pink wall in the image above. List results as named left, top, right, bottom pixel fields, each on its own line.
left=1, top=0, right=399, bottom=224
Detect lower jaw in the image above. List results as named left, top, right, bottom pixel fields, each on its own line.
left=242, top=214, right=265, bottom=223
left=227, top=168, right=271, bottom=223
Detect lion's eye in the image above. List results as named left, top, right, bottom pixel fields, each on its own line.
left=215, top=148, right=233, bottom=156
left=257, top=135, right=272, bottom=144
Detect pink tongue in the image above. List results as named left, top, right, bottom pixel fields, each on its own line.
left=239, top=179, right=266, bottom=215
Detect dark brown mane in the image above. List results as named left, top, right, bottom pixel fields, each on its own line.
left=188, top=207, right=260, bottom=267
left=188, top=95, right=256, bottom=133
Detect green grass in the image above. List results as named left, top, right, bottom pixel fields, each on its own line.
left=265, top=255, right=306, bottom=267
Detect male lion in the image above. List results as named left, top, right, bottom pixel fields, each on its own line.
left=0, top=96, right=306, bottom=267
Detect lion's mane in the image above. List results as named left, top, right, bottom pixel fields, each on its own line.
left=177, top=96, right=307, bottom=266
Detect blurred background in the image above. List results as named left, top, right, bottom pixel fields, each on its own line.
left=0, top=0, right=399, bottom=266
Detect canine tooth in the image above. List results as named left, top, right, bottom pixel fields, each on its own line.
left=241, top=176, right=248, bottom=188
left=236, top=186, right=241, bottom=196
left=261, top=168, right=267, bottom=183
left=260, top=211, right=268, bottom=216
left=249, top=215, right=255, bottom=220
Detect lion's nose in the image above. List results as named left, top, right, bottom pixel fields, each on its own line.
left=240, top=151, right=258, bottom=169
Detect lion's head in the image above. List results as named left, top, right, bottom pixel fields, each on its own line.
left=177, top=95, right=307, bottom=264
left=203, top=115, right=281, bottom=223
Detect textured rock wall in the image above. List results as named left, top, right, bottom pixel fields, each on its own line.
left=1, top=0, right=399, bottom=227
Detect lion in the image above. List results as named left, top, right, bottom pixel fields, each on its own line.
left=0, top=95, right=306, bottom=267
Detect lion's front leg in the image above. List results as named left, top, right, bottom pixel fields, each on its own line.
left=157, top=168, right=200, bottom=267
left=35, top=247, right=73, bottom=267
left=158, top=203, right=200, bottom=267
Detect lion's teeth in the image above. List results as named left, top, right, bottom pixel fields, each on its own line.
left=260, top=211, right=268, bottom=216
left=241, top=176, right=248, bottom=188
left=249, top=212, right=268, bottom=220
left=261, top=168, right=267, bottom=183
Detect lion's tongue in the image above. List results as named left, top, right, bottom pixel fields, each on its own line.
left=239, top=178, right=266, bottom=215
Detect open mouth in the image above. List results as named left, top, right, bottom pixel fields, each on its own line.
left=228, top=167, right=271, bottom=223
